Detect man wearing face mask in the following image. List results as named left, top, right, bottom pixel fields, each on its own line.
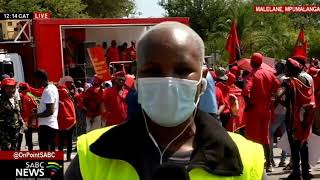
left=65, top=22, right=265, bottom=180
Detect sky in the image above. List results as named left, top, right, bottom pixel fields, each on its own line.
left=135, top=0, right=165, bottom=17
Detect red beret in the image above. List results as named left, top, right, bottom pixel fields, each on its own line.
left=230, top=66, right=240, bottom=77
left=19, top=82, right=30, bottom=91
left=288, top=58, right=303, bottom=70
left=251, top=53, right=263, bottom=65
left=1, top=78, right=17, bottom=86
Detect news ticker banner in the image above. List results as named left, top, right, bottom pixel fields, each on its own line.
left=87, top=46, right=112, bottom=81
left=0, top=12, right=51, bottom=20
left=0, top=151, right=63, bottom=180
left=254, top=5, right=320, bottom=13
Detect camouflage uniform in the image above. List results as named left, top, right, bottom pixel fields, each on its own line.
left=0, top=95, right=23, bottom=150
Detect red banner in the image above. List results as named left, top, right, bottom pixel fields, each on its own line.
left=87, top=46, right=111, bottom=81
left=0, top=151, right=64, bottom=160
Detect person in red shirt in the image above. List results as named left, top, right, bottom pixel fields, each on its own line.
left=57, top=80, right=76, bottom=161
left=74, top=88, right=86, bottom=136
left=226, top=73, right=245, bottom=132
left=106, top=40, right=120, bottom=64
left=242, top=52, right=280, bottom=172
left=83, top=75, right=104, bottom=132
left=215, top=67, right=231, bottom=128
left=102, top=71, right=128, bottom=126
left=128, top=41, right=137, bottom=61
left=120, top=42, right=130, bottom=61
left=276, top=58, right=315, bottom=179
left=19, top=82, right=38, bottom=151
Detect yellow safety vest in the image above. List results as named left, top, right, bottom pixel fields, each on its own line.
left=77, top=127, right=264, bottom=180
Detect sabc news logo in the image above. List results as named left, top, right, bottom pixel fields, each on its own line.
left=16, top=161, right=62, bottom=177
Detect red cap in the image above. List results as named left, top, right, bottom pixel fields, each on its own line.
left=251, top=52, right=263, bottom=65
left=288, top=58, right=303, bottom=70
left=19, top=82, right=30, bottom=91
left=308, top=67, right=320, bottom=77
left=1, top=78, right=17, bottom=86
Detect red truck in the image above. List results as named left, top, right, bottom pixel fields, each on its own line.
left=0, top=17, right=189, bottom=83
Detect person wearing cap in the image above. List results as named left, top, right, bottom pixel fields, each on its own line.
left=242, top=52, right=280, bottom=172
left=215, top=67, right=231, bottom=128
left=226, top=72, right=245, bottom=132
left=0, top=78, right=23, bottom=150
left=18, top=82, right=38, bottom=151
left=82, top=75, right=104, bottom=132
left=102, top=71, right=128, bottom=126
left=57, top=77, right=76, bottom=161
left=230, top=66, right=245, bottom=89
left=275, top=58, right=315, bottom=180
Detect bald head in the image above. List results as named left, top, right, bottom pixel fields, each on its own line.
left=137, top=22, right=204, bottom=80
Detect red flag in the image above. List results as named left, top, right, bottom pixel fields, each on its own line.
left=292, top=28, right=307, bottom=61
left=226, top=20, right=241, bottom=65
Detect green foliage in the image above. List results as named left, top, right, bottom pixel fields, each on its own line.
left=0, top=0, right=137, bottom=18
left=0, top=0, right=88, bottom=18
left=82, top=0, right=136, bottom=18
left=160, top=0, right=320, bottom=63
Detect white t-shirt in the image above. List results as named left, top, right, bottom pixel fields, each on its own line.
left=38, top=84, right=59, bottom=129
left=274, top=74, right=288, bottom=115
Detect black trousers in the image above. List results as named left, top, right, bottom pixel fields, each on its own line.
left=58, top=126, right=75, bottom=159
left=25, top=128, right=34, bottom=151
left=287, top=130, right=309, bottom=175
left=38, top=125, right=57, bottom=151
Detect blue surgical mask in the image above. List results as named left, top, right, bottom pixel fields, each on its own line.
left=138, top=76, right=204, bottom=127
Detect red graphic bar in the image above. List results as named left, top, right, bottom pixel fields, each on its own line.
left=254, top=5, right=320, bottom=13
left=0, top=151, right=64, bottom=160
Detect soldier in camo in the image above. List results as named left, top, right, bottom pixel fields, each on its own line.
left=0, top=78, right=23, bottom=150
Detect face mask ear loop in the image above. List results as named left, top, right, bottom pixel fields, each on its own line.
left=142, top=109, right=193, bottom=165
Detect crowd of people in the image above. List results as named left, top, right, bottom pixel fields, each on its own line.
left=0, top=21, right=319, bottom=180
left=102, top=40, right=137, bottom=73
left=0, top=69, right=132, bottom=162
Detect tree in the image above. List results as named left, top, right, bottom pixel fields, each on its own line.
left=0, top=0, right=88, bottom=18
left=82, top=0, right=136, bottom=18
left=160, top=0, right=320, bottom=63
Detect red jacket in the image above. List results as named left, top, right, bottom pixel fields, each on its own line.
left=20, top=92, right=38, bottom=128
left=74, top=92, right=84, bottom=110
left=83, top=86, right=103, bottom=117
left=226, top=85, right=246, bottom=132
left=242, top=67, right=280, bottom=144
left=106, top=47, right=120, bottom=62
left=128, top=46, right=136, bottom=61
left=289, top=78, right=315, bottom=143
left=57, top=86, right=76, bottom=130
left=102, top=86, right=128, bottom=126
left=216, top=82, right=230, bottom=114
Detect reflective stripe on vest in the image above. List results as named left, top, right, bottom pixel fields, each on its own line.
left=77, top=127, right=264, bottom=180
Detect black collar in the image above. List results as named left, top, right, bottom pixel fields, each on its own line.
left=90, top=110, right=243, bottom=179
